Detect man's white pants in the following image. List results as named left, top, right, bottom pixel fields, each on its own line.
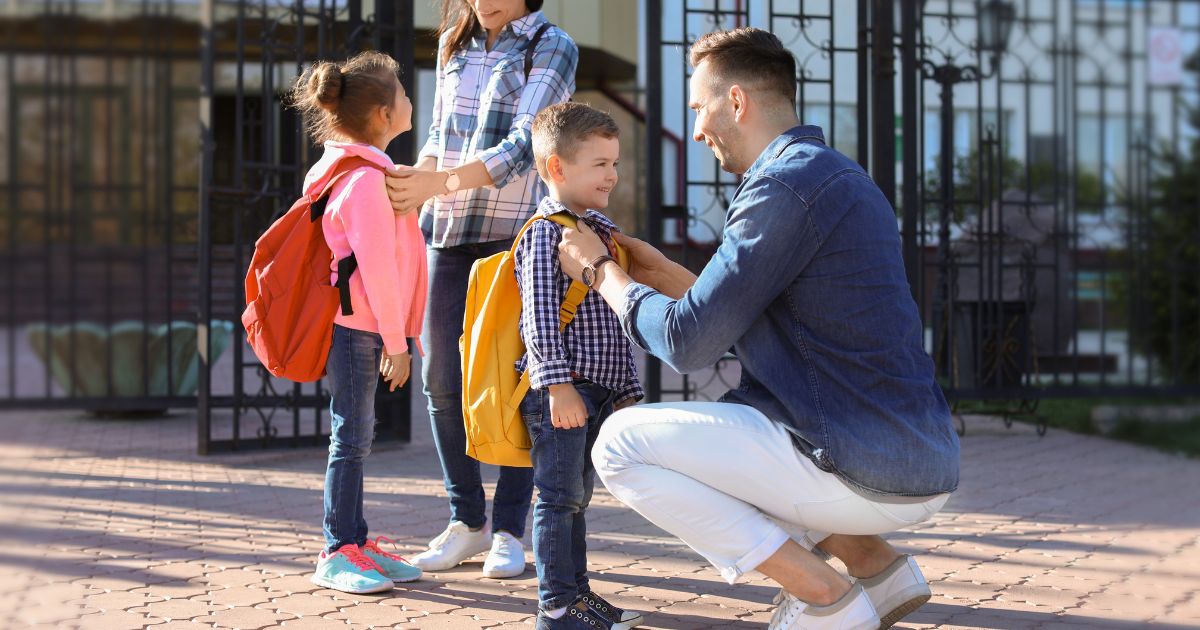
left=592, top=402, right=949, bottom=584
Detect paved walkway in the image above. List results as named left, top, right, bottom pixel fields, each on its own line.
left=0, top=406, right=1198, bottom=629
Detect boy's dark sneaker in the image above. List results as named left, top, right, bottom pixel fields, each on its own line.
left=580, top=590, right=643, bottom=626
left=536, top=598, right=643, bottom=629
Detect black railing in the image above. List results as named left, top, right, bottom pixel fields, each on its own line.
left=3, top=0, right=1198, bottom=450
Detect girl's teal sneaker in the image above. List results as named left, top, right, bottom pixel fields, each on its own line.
left=363, top=536, right=423, bottom=583
left=311, top=543, right=394, bottom=594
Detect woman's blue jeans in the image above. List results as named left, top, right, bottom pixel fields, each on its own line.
left=422, top=240, right=534, bottom=537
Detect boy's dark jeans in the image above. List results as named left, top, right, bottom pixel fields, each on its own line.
left=520, top=381, right=618, bottom=611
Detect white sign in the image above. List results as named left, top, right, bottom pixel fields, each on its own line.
left=1147, top=27, right=1184, bottom=86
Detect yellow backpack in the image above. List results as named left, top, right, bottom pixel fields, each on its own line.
left=459, top=212, right=628, bottom=467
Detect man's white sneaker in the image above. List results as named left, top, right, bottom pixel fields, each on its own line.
left=768, top=584, right=879, bottom=630
left=481, top=530, right=526, bottom=578
left=853, top=554, right=931, bottom=629
left=409, top=521, right=492, bottom=572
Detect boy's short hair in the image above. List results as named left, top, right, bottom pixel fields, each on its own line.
left=532, top=102, right=620, bottom=179
left=689, top=27, right=796, bottom=107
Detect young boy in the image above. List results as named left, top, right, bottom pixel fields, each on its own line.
left=516, top=102, right=645, bottom=630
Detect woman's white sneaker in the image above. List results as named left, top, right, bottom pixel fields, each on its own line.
left=409, top=521, right=492, bottom=571
left=481, top=530, right=526, bottom=578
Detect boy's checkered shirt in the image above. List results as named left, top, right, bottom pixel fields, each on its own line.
left=514, top=197, right=643, bottom=405
left=417, top=11, right=578, bottom=249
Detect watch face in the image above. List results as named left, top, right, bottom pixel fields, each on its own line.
left=582, top=266, right=596, bottom=287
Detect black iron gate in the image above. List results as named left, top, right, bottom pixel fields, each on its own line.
left=908, top=0, right=1200, bottom=406
left=196, top=0, right=416, bottom=453
left=0, top=0, right=417, bottom=453
left=643, top=0, right=895, bottom=402
left=3, top=0, right=1198, bottom=448
left=644, top=0, right=1200, bottom=409
left=1, top=0, right=201, bottom=413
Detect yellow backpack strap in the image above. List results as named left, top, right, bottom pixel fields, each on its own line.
left=613, top=238, right=630, bottom=272
left=507, top=212, right=594, bottom=410
left=544, top=213, right=592, bottom=331
left=508, top=212, right=547, bottom=256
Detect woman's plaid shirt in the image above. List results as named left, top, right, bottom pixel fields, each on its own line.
left=514, top=198, right=643, bottom=406
left=417, top=11, right=577, bottom=249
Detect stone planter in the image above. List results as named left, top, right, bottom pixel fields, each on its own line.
left=26, top=320, right=234, bottom=402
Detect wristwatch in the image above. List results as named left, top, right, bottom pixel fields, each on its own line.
left=581, top=255, right=617, bottom=288
left=443, top=170, right=461, bottom=194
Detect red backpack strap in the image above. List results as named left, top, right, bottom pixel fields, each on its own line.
left=307, top=155, right=384, bottom=222
left=307, top=155, right=388, bottom=316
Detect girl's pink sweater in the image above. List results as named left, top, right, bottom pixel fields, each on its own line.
left=304, top=142, right=427, bottom=355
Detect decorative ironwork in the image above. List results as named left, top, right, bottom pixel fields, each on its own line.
left=646, top=0, right=1200, bottom=418
left=3, top=0, right=1199, bottom=447
left=197, top=0, right=415, bottom=453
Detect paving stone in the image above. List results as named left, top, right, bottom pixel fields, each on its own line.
left=75, top=610, right=166, bottom=630
left=127, top=597, right=224, bottom=621
left=264, top=592, right=348, bottom=617
left=197, top=586, right=277, bottom=607
left=131, top=580, right=218, bottom=600
left=75, top=589, right=164, bottom=611
left=263, top=574, right=324, bottom=595
left=327, top=602, right=420, bottom=626
left=275, top=617, right=370, bottom=629
left=195, top=607, right=297, bottom=629
left=6, top=408, right=1200, bottom=629
left=145, top=623, right=212, bottom=630
left=200, top=568, right=274, bottom=589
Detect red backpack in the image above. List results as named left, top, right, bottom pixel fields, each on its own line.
left=241, top=156, right=382, bottom=382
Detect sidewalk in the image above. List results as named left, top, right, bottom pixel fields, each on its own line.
left=0, top=406, right=1197, bottom=629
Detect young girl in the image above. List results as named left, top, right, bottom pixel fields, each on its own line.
left=291, top=51, right=427, bottom=594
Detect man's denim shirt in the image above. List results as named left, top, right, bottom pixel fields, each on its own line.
left=619, top=126, right=960, bottom=497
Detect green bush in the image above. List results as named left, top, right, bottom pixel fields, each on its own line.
left=1141, top=51, right=1200, bottom=382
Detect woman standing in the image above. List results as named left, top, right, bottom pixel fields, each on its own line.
left=386, top=0, right=577, bottom=579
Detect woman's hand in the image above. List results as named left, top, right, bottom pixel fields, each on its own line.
left=558, top=223, right=610, bottom=283
left=386, top=168, right=445, bottom=215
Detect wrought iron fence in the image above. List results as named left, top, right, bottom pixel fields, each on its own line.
left=644, top=0, right=1200, bottom=419
left=196, top=0, right=415, bottom=452
left=0, top=0, right=415, bottom=453
left=2, top=0, right=1197, bottom=450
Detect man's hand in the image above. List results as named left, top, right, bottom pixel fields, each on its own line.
left=386, top=167, right=443, bottom=215
left=611, top=231, right=697, bottom=300
left=558, top=223, right=610, bottom=283
left=548, top=383, right=588, bottom=429
left=380, top=351, right=411, bottom=391
left=611, top=231, right=672, bottom=288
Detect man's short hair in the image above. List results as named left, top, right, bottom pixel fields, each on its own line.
left=532, top=102, right=620, bottom=179
left=689, top=27, right=797, bottom=107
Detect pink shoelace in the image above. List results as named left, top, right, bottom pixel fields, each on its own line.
left=363, top=536, right=410, bottom=563
left=333, top=543, right=384, bottom=572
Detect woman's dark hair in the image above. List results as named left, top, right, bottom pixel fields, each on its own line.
left=290, top=51, right=400, bottom=144
left=439, top=0, right=544, bottom=66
